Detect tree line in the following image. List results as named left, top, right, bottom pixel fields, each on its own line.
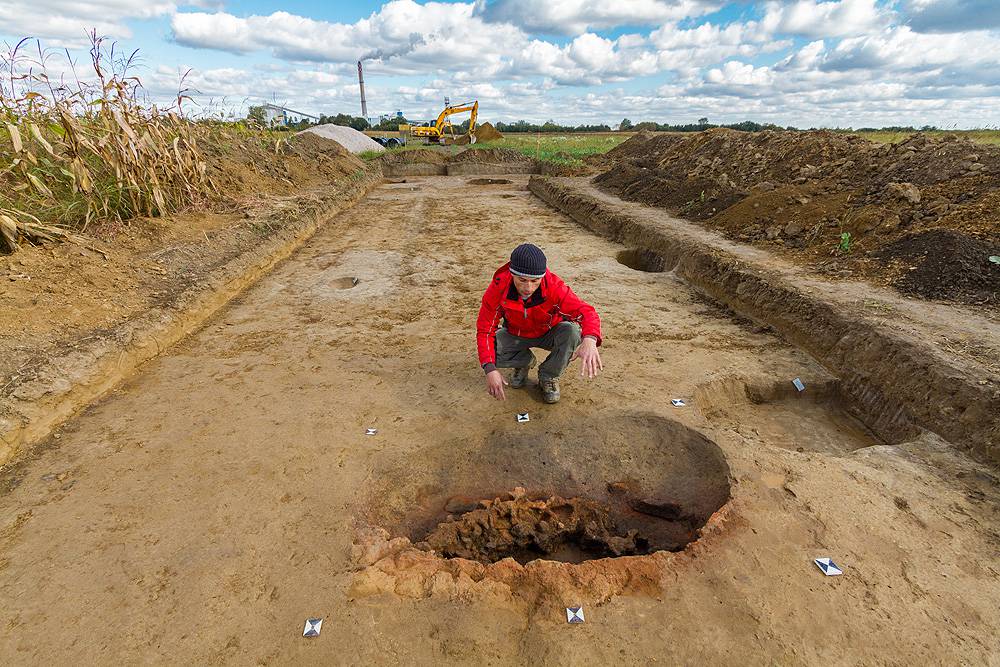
left=248, top=107, right=944, bottom=134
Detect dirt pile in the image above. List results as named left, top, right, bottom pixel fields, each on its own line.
left=418, top=491, right=654, bottom=564
left=876, top=229, right=1000, bottom=302
left=594, top=129, right=1000, bottom=305
left=301, top=124, right=385, bottom=153
left=199, top=131, right=365, bottom=206
left=473, top=122, right=504, bottom=141
left=599, top=130, right=686, bottom=163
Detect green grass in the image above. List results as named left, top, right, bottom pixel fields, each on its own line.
left=367, top=132, right=631, bottom=168
left=468, top=133, right=631, bottom=165
left=367, top=133, right=632, bottom=167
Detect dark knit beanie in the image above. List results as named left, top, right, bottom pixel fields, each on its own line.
left=510, top=243, right=547, bottom=278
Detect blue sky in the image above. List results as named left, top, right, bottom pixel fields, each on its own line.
left=2, top=1, right=999, bottom=128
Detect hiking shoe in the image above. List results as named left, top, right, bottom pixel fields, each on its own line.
left=510, top=357, right=536, bottom=389
left=540, top=377, right=561, bottom=404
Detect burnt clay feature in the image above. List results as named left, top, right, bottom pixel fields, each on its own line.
left=418, top=479, right=729, bottom=565
left=420, top=492, right=662, bottom=564
left=617, top=248, right=667, bottom=273
left=363, top=413, right=732, bottom=565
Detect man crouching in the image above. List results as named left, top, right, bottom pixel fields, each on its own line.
left=476, top=243, right=603, bottom=403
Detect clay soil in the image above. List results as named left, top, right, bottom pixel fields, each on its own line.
left=1, top=176, right=998, bottom=664
left=594, top=130, right=1000, bottom=306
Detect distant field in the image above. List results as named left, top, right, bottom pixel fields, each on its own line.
left=360, top=131, right=632, bottom=166
left=359, top=128, right=1000, bottom=167
left=855, top=129, right=1000, bottom=145
left=470, top=133, right=630, bottom=164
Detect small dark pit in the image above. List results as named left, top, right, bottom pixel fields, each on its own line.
left=468, top=178, right=513, bottom=185
left=617, top=248, right=666, bottom=272
left=331, top=277, right=360, bottom=289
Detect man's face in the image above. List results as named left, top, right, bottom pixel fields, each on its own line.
left=511, top=274, right=542, bottom=299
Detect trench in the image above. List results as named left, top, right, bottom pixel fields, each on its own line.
left=530, top=176, right=998, bottom=464
left=467, top=178, right=513, bottom=186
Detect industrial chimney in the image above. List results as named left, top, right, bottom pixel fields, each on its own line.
left=357, top=60, right=368, bottom=119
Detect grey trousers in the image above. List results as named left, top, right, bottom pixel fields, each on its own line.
left=495, top=322, right=582, bottom=382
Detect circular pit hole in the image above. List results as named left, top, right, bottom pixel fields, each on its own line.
left=331, top=276, right=360, bottom=289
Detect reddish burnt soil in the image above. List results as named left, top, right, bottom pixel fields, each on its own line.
left=418, top=493, right=658, bottom=564
left=594, top=129, right=1000, bottom=305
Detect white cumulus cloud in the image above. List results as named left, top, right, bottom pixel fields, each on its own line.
left=0, top=0, right=220, bottom=45
left=761, top=0, right=888, bottom=38
left=475, top=0, right=722, bottom=34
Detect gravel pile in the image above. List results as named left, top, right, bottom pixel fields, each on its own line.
left=300, top=124, right=384, bottom=153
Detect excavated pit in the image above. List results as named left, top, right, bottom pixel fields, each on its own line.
left=331, top=276, right=359, bottom=289
left=694, top=376, right=919, bottom=453
left=361, top=413, right=732, bottom=567
left=617, top=248, right=667, bottom=272
left=419, top=492, right=659, bottom=565
left=468, top=178, right=513, bottom=185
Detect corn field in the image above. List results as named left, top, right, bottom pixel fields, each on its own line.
left=0, top=33, right=213, bottom=253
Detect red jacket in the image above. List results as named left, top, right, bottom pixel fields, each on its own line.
left=476, top=262, right=602, bottom=366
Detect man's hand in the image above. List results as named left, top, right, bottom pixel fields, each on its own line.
left=486, top=369, right=508, bottom=400
left=570, top=337, right=603, bottom=378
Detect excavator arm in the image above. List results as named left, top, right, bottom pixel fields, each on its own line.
left=434, top=100, right=478, bottom=135
left=410, top=100, right=479, bottom=141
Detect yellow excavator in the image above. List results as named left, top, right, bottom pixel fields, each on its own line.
left=408, top=100, right=478, bottom=143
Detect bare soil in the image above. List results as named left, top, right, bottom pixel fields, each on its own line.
left=1, top=135, right=367, bottom=393
left=2, top=176, right=999, bottom=664
left=594, top=130, right=1000, bottom=305
left=532, top=176, right=999, bottom=464
left=473, top=122, right=504, bottom=142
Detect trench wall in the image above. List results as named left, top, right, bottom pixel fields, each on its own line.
left=1, top=170, right=382, bottom=466
left=529, top=176, right=1000, bottom=465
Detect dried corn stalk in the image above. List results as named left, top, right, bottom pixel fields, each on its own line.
left=1, top=33, right=215, bottom=250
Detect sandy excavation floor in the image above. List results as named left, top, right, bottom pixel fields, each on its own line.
left=2, top=176, right=999, bottom=664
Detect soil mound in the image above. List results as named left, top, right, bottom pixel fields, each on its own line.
left=451, top=147, right=532, bottom=164
left=474, top=122, right=503, bottom=142
left=876, top=229, right=1000, bottom=304
left=593, top=129, right=1000, bottom=305
left=301, top=124, right=385, bottom=153
left=601, top=130, right=686, bottom=164
left=200, top=131, right=365, bottom=202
